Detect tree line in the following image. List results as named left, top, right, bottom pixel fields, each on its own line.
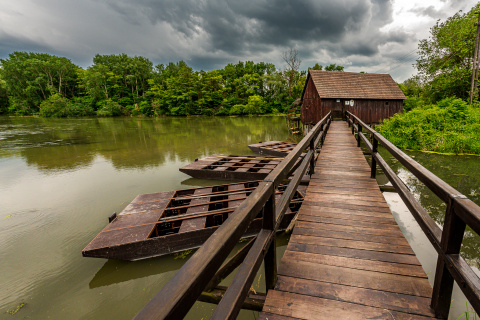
left=379, top=3, right=480, bottom=154
left=399, top=3, right=480, bottom=109
left=0, top=51, right=343, bottom=117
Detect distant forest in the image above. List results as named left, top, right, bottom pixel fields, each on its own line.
left=0, top=51, right=343, bottom=117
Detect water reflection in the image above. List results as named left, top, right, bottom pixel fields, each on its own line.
left=89, top=254, right=194, bottom=289
left=0, top=116, right=291, bottom=320
left=0, top=116, right=290, bottom=171
left=376, top=147, right=480, bottom=268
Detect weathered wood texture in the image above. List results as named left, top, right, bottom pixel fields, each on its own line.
left=301, top=71, right=404, bottom=124
left=180, top=154, right=283, bottom=181
left=248, top=141, right=297, bottom=157
left=260, top=121, right=438, bottom=320
left=302, top=97, right=403, bottom=124
left=346, top=111, right=480, bottom=318
left=82, top=181, right=304, bottom=260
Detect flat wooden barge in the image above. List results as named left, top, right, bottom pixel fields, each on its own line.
left=83, top=181, right=304, bottom=261
left=248, top=141, right=297, bottom=157
left=179, top=154, right=284, bottom=181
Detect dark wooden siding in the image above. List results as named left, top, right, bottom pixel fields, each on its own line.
left=301, top=77, right=327, bottom=124
left=301, top=76, right=403, bottom=125
left=345, top=99, right=403, bottom=124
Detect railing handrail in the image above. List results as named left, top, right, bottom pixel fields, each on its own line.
left=346, top=111, right=480, bottom=318
left=134, top=112, right=332, bottom=320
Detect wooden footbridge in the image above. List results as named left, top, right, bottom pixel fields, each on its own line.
left=134, top=112, right=480, bottom=320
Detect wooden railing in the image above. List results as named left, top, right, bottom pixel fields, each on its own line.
left=346, top=111, right=480, bottom=319
left=134, top=112, right=332, bottom=320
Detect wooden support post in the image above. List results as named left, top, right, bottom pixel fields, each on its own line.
left=263, top=190, right=277, bottom=290
left=371, top=137, right=378, bottom=179
left=309, top=138, right=315, bottom=176
left=357, top=124, right=362, bottom=147
left=431, top=198, right=467, bottom=318
left=351, top=118, right=355, bottom=134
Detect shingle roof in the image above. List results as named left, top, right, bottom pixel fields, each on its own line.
left=308, top=70, right=406, bottom=100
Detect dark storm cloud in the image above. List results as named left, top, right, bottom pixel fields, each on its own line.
left=0, top=34, right=51, bottom=59
left=6, top=0, right=468, bottom=81
left=105, top=0, right=406, bottom=58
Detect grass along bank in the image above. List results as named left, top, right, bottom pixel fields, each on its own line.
left=377, top=97, right=480, bottom=155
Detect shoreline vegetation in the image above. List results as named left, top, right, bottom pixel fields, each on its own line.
left=0, top=53, right=342, bottom=118
left=376, top=3, right=480, bottom=155
left=377, top=97, right=480, bottom=155
left=2, top=5, right=480, bottom=156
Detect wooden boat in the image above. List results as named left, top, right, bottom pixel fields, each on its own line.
left=179, top=154, right=284, bottom=181
left=82, top=181, right=305, bottom=261
left=248, top=141, right=297, bottom=157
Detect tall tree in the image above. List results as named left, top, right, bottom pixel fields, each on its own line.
left=0, top=52, right=78, bottom=114
left=282, top=48, right=302, bottom=99
left=416, top=3, right=480, bottom=102
left=81, top=54, right=153, bottom=107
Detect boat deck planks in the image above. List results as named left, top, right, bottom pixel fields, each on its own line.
left=179, top=154, right=283, bottom=180
left=248, top=141, right=297, bottom=157
left=82, top=181, right=306, bottom=261
left=260, top=121, right=438, bottom=320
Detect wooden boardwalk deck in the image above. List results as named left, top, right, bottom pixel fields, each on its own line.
left=260, top=122, right=438, bottom=320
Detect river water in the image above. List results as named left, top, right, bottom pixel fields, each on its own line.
left=0, top=116, right=478, bottom=319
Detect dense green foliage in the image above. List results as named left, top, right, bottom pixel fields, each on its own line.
left=0, top=52, right=342, bottom=117
left=379, top=3, right=480, bottom=155
left=378, top=98, right=480, bottom=154
left=0, top=52, right=78, bottom=115
left=407, top=3, right=480, bottom=103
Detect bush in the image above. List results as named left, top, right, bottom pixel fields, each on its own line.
left=244, top=95, right=264, bottom=115
left=8, top=100, right=36, bottom=115
left=230, top=104, right=245, bottom=115
left=403, top=96, right=424, bottom=112
left=96, top=99, right=123, bottom=116
left=378, top=97, right=480, bottom=154
left=39, top=94, right=72, bottom=117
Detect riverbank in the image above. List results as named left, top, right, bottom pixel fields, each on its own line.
left=377, top=97, right=480, bottom=155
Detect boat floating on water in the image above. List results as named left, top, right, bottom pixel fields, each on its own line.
left=248, top=141, right=297, bottom=157
left=179, top=154, right=285, bottom=181
left=82, top=181, right=305, bottom=261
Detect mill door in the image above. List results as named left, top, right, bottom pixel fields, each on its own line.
left=333, top=99, right=343, bottom=119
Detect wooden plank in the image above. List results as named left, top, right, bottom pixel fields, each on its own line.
left=278, top=259, right=432, bottom=297
left=296, top=214, right=402, bottom=230
left=283, top=250, right=426, bottom=278
left=263, top=291, right=436, bottom=320
left=261, top=122, right=436, bottom=320
left=294, top=220, right=405, bottom=238
left=178, top=217, right=206, bottom=233
left=287, top=240, right=420, bottom=265
left=297, top=204, right=394, bottom=218
left=275, top=276, right=435, bottom=317
left=302, top=200, right=392, bottom=213
left=290, top=234, right=415, bottom=255
left=292, top=226, right=410, bottom=246
left=298, top=209, right=398, bottom=224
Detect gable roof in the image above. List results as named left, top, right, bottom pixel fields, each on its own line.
left=306, top=70, right=406, bottom=100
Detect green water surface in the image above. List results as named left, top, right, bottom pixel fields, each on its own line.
left=0, top=116, right=479, bottom=319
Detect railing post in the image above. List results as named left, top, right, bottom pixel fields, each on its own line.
left=371, top=136, right=378, bottom=179
left=351, top=118, right=355, bottom=134
left=309, top=137, right=315, bottom=175
left=431, top=198, right=467, bottom=318
left=263, top=187, right=277, bottom=290
left=357, top=123, right=362, bottom=147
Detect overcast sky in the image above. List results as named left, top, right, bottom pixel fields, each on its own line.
left=0, top=0, right=478, bottom=82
